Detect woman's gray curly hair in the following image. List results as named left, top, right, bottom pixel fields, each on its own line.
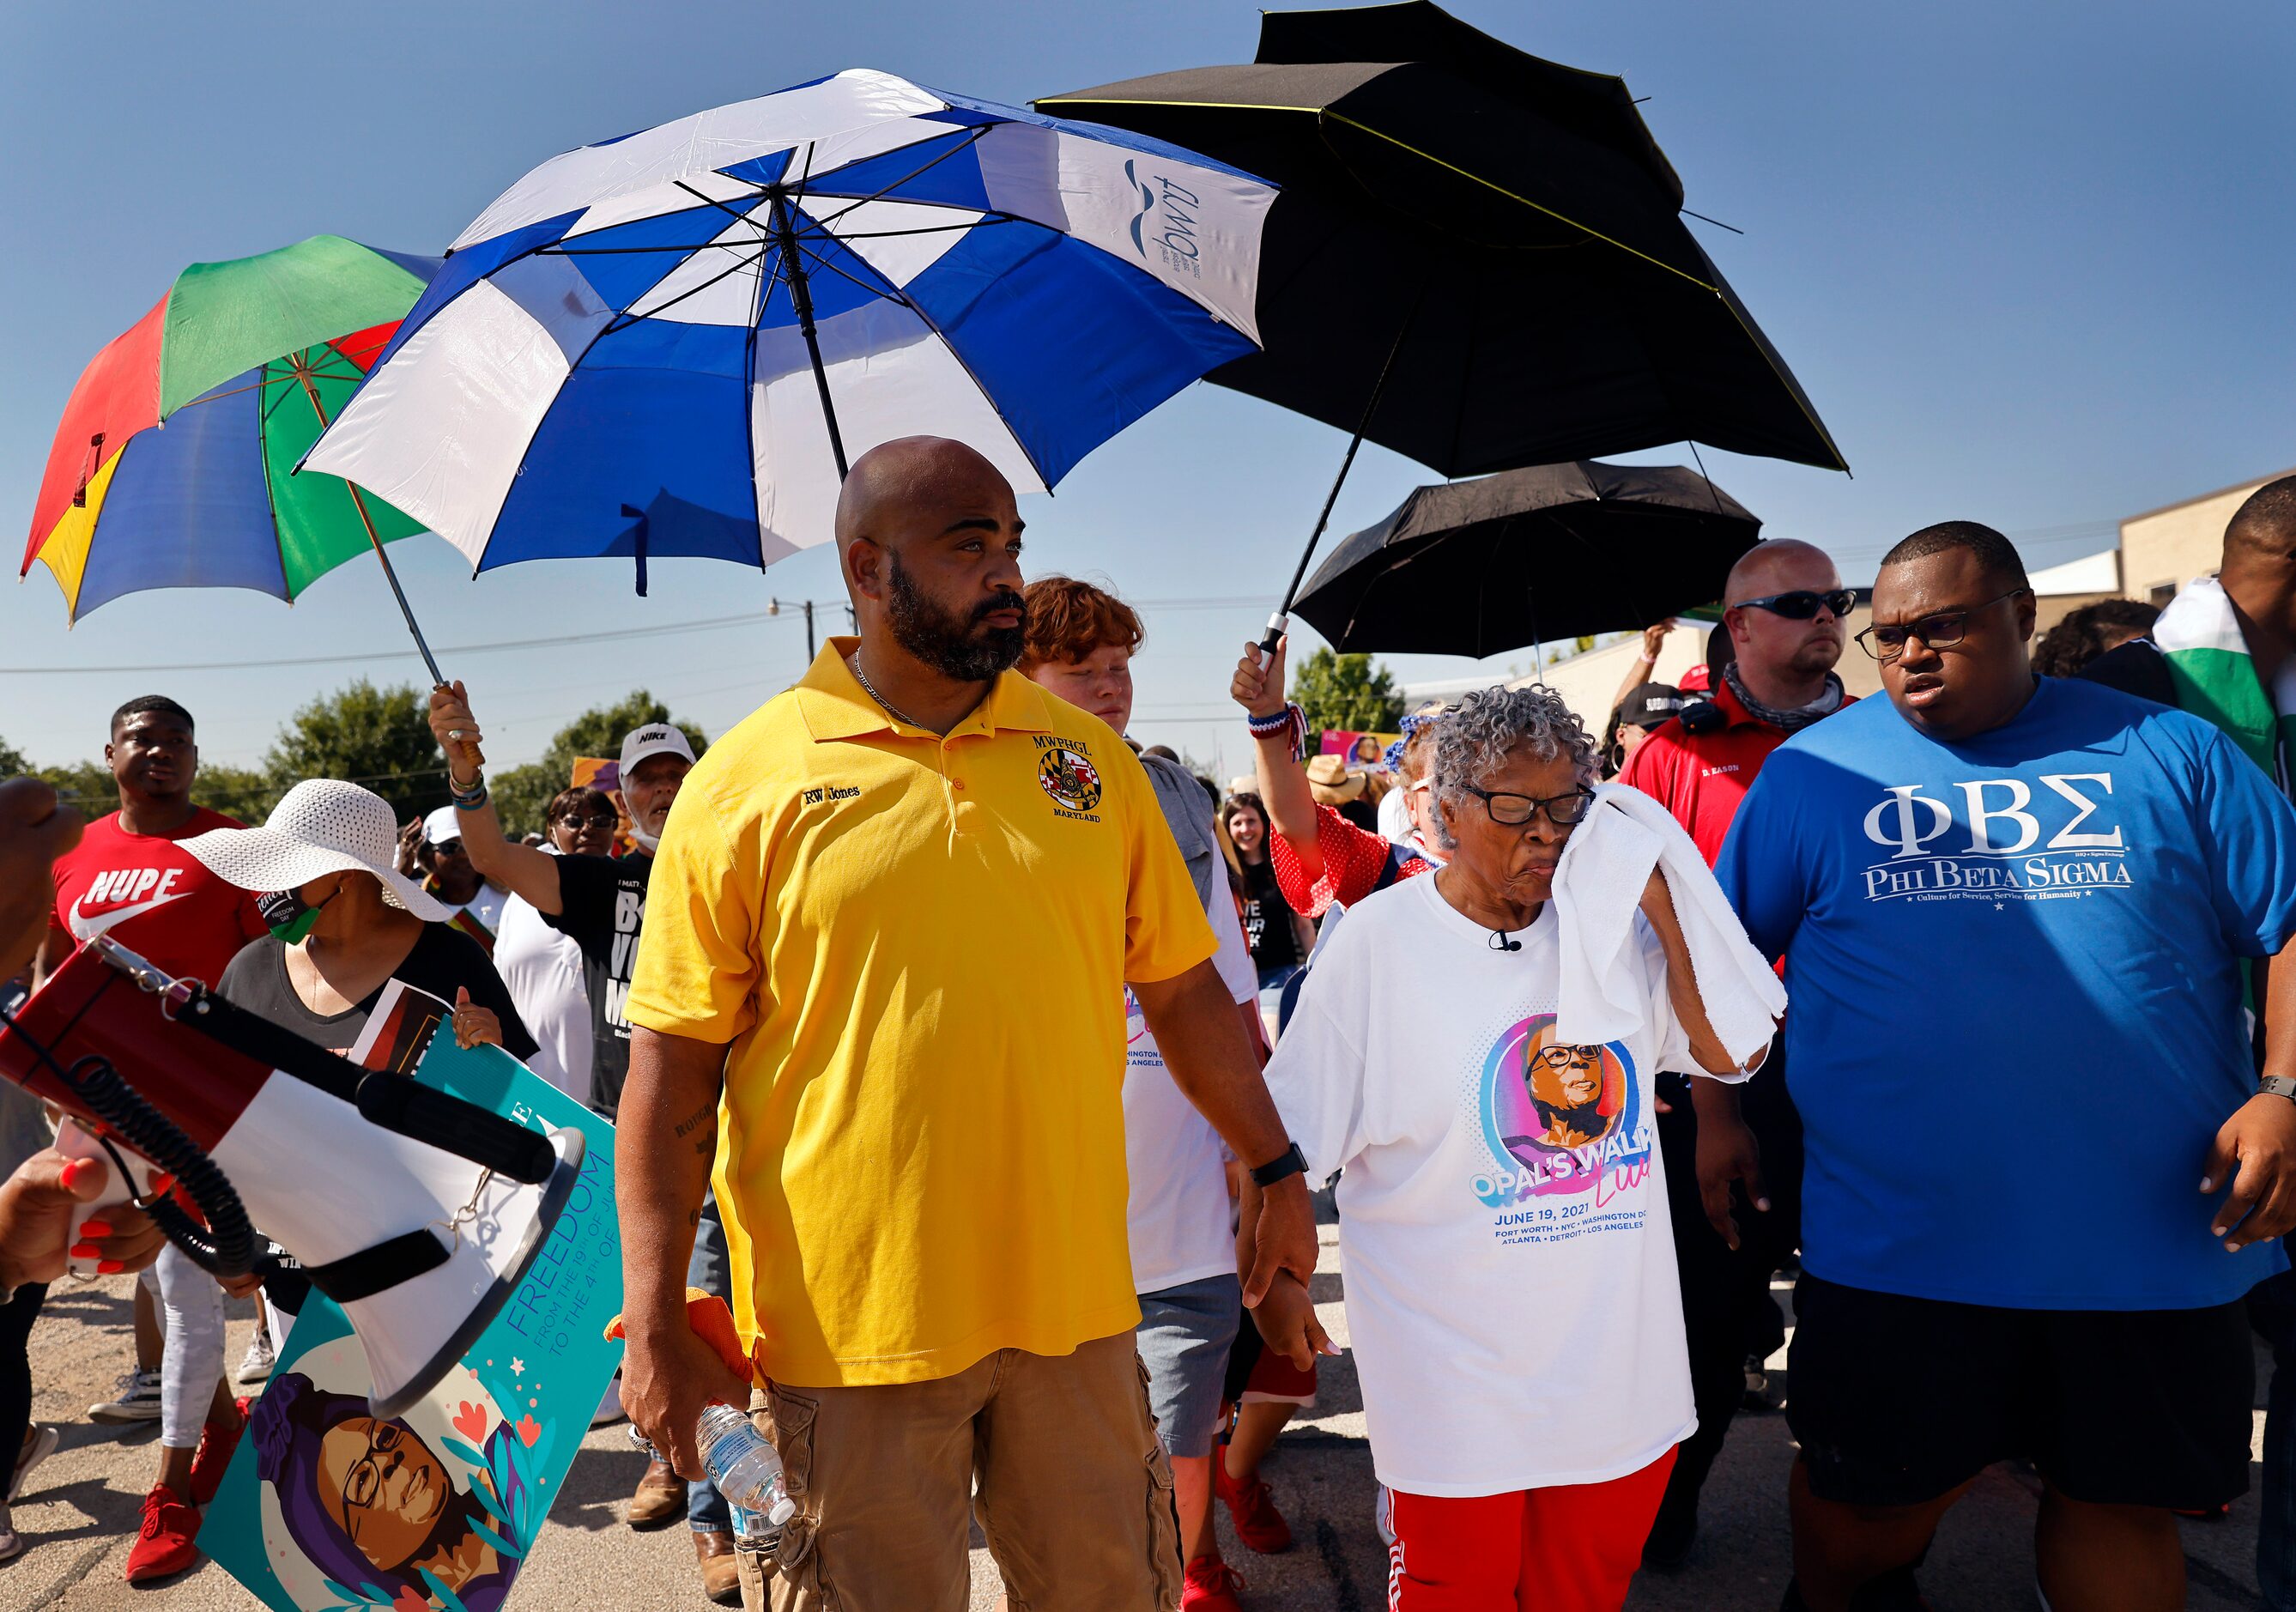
left=1431, top=684, right=1600, bottom=849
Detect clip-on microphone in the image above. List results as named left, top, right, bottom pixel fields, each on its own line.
left=1488, top=928, right=1523, bottom=953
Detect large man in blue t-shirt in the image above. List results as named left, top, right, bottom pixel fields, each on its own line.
left=1714, top=521, right=2296, bottom=1612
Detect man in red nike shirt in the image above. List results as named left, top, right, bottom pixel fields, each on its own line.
left=1615, top=540, right=1855, bottom=1569
left=34, top=695, right=266, bottom=1584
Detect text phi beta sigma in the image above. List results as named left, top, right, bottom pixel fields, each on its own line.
left=1858, top=774, right=2134, bottom=903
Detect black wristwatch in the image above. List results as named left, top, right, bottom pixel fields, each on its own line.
left=1250, top=1142, right=1309, bottom=1189
left=2262, top=1076, right=2296, bottom=1105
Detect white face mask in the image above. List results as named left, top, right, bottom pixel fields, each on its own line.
left=625, top=819, right=661, bottom=853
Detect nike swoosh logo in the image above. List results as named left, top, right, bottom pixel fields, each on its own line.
left=70, top=890, right=191, bottom=942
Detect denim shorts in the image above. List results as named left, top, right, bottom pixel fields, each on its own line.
left=1136, top=1274, right=1242, bottom=1458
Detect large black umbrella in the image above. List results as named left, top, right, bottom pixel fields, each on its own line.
left=1040, top=2, right=1842, bottom=643
left=1289, top=460, right=1761, bottom=658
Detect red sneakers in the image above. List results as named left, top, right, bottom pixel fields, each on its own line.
left=187, top=1398, right=250, bottom=1507
left=1214, top=1459, right=1293, bottom=1554
left=1183, top=1555, right=1248, bottom=1609
left=124, top=1484, right=200, bottom=1583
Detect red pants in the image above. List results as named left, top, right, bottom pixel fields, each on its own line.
left=1384, top=1446, right=1677, bottom=1611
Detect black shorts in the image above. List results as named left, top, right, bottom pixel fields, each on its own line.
left=1787, top=1272, right=2254, bottom=1510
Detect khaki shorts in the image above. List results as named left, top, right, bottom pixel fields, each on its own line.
left=735, top=1330, right=1182, bottom=1612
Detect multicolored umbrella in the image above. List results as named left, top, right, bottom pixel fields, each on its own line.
left=23, top=235, right=446, bottom=671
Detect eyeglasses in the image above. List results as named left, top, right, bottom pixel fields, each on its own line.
left=552, top=809, right=619, bottom=829
left=1854, top=589, right=2031, bottom=662
left=342, top=1420, right=409, bottom=1524
left=1527, top=1043, right=1600, bottom=1071
left=1731, top=588, right=1857, bottom=621
left=1459, top=785, right=1595, bottom=827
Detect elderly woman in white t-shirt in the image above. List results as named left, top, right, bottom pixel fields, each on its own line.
left=1241, top=683, right=1750, bottom=1612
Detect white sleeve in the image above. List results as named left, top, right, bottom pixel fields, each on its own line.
left=1207, top=880, right=1257, bottom=1005
left=1261, top=964, right=1369, bottom=1184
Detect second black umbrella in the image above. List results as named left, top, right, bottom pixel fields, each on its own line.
left=1290, top=460, right=1762, bottom=659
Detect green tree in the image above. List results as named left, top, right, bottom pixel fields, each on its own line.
left=36, top=760, right=117, bottom=812
left=0, top=736, right=30, bottom=777
left=488, top=763, right=560, bottom=843
left=196, top=764, right=279, bottom=825
left=1288, top=647, right=1405, bottom=735
left=261, top=680, right=443, bottom=825
left=488, top=692, right=711, bottom=839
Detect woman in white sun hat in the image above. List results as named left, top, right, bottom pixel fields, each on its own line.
left=180, top=780, right=536, bottom=1066
left=139, top=780, right=536, bottom=1569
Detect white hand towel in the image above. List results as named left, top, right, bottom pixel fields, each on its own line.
left=1548, top=783, right=1785, bottom=1070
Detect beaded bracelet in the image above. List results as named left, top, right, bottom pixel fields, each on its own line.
left=1245, top=701, right=1308, bottom=762
left=448, top=773, right=489, bottom=810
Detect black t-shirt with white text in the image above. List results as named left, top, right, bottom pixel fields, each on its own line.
left=541, top=851, right=651, bottom=1115
left=1238, top=856, right=1299, bottom=972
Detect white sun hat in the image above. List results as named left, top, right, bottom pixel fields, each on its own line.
left=179, top=779, right=454, bottom=923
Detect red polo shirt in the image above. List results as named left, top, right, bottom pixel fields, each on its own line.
left=1617, top=680, right=1857, bottom=868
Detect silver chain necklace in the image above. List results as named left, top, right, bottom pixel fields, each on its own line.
left=847, top=653, right=924, bottom=730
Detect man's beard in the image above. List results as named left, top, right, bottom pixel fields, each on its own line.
left=886, top=552, right=1027, bottom=681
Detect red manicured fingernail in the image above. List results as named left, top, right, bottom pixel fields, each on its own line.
left=59, top=1158, right=98, bottom=1191
left=70, top=1243, right=100, bottom=1258
left=97, top=1259, right=124, bottom=1275
left=79, top=1219, right=112, bottom=1238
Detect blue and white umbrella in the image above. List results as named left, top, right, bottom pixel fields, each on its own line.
left=306, top=70, right=1275, bottom=578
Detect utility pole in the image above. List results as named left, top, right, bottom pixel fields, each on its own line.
left=769, top=597, right=827, bottom=659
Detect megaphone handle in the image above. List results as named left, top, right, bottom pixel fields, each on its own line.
left=54, top=1118, right=154, bottom=1281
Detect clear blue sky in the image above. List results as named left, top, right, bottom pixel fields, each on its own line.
left=4, top=1, right=2291, bottom=785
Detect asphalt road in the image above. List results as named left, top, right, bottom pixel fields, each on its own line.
left=8, top=1204, right=2276, bottom=1612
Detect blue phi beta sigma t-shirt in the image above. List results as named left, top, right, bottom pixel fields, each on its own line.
left=1717, top=675, right=2296, bottom=1310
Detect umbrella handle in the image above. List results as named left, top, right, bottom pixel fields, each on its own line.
left=1257, top=613, right=1289, bottom=658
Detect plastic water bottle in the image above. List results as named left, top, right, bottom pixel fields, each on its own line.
left=696, top=1402, right=797, bottom=1542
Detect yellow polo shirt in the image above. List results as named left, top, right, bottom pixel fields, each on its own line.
left=627, top=639, right=1217, bottom=1386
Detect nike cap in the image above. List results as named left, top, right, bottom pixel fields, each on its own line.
left=620, top=724, right=696, bottom=776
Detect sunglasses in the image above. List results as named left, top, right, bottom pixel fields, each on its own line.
left=1732, top=588, right=1857, bottom=621
left=428, top=839, right=463, bottom=858
left=1460, top=785, right=1596, bottom=827
left=1855, top=589, right=2030, bottom=662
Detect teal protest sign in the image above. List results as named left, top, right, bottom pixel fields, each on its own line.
left=205, top=997, right=620, bottom=1612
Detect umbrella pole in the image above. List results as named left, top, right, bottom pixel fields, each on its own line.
left=772, top=197, right=850, bottom=481
left=1259, top=304, right=1419, bottom=655
left=289, top=354, right=446, bottom=685
left=356, top=503, right=447, bottom=687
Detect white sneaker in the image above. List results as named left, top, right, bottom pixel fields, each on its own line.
left=88, top=1367, right=162, bottom=1424
left=238, top=1329, right=277, bottom=1386
left=8, top=1426, right=58, bottom=1503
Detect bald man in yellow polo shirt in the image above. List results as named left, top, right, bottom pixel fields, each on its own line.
left=615, top=438, right=1318, bottom=1612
